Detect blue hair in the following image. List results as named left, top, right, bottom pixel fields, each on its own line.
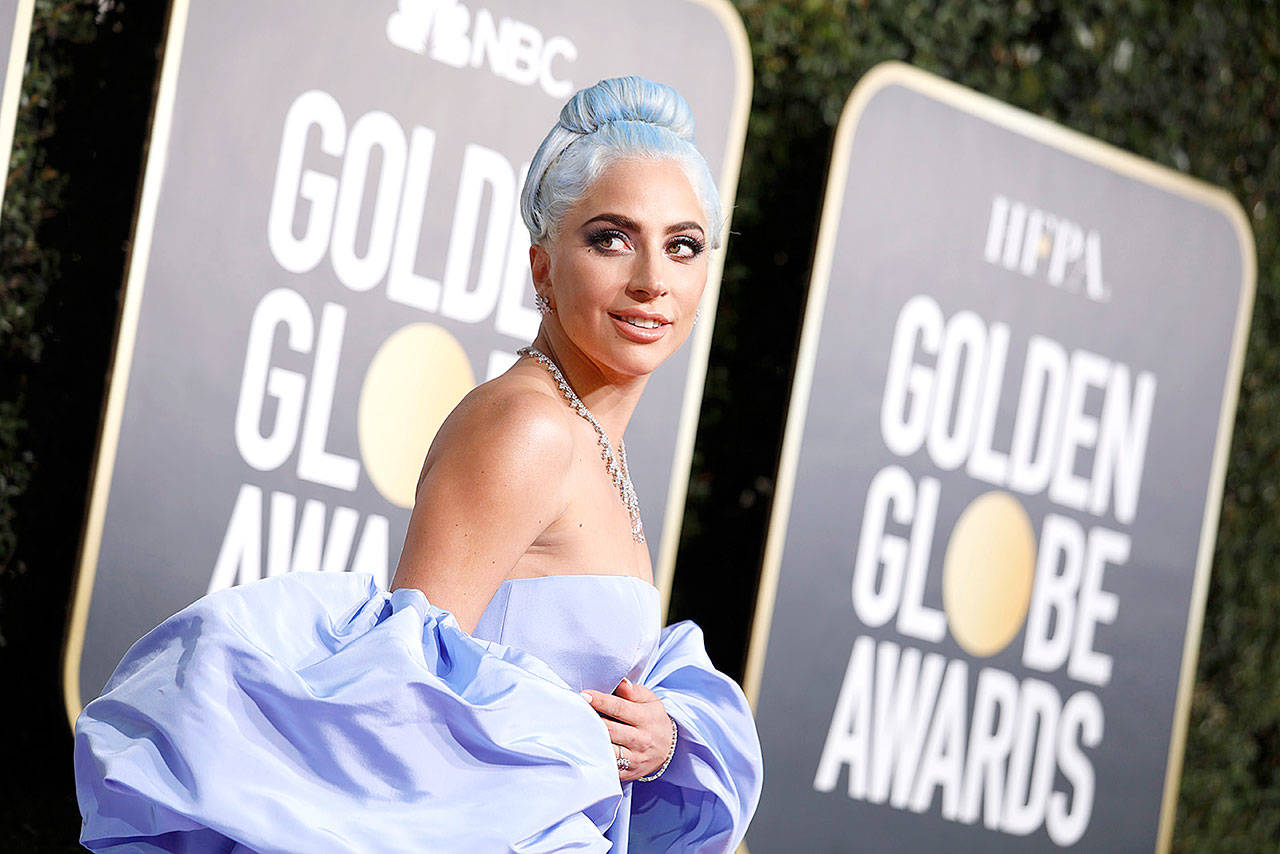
left=520, top=76, right=723, bottom=248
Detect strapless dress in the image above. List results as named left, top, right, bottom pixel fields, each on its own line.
left=73, top=571, right=763, bottom=853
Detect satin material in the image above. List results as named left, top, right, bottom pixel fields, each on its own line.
left=471, top=574, right=662, bottom=694
left=74, top=572, right=762, bottom=852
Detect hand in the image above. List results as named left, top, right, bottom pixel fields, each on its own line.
left=581, top=677, right=674, bottom=782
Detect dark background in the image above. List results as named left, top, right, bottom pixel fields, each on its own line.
left=1, top=0, right=1275, bottom=850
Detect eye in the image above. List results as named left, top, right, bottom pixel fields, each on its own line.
left=667, top=235, right=706, bottom=260
left=587, top=228, right=630, bottom=253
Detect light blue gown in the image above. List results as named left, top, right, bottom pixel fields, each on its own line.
left=74, top=572, right=763, bottom=852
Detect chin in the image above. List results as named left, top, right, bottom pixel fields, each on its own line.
left=607, top=345, right=673, bottom=378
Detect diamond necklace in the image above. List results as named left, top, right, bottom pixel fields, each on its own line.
left=517, top=346, right=645, bottom=543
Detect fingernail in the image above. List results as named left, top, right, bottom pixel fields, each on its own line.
left=580, top=691, right=593, bottom=702
left=620, top=677, right=630, bottom=685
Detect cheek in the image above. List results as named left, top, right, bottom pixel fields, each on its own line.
left=677, top=266, right=709, bottom=306
left=559, top=258, right=620, bottom=307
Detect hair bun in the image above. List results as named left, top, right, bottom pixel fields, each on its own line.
left=521, top=75, right=721, bottom=247
left=556, top=76, right=696, bottom=143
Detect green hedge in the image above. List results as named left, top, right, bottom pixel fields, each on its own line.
left=0, top=0, right=94, bottom=615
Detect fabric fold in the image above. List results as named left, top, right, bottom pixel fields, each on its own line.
left=75, top=573, right=621, bottom=853
left=74, top=572, right=763, bottom=853
left=630, top=621, right=765, bottom=853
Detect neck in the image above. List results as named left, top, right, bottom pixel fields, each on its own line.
left=528, top=326, right=649, bottom=444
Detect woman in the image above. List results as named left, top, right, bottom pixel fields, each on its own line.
left=75, top=76, right=763, bottom=853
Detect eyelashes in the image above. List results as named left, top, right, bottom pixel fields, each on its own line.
left=586, top=228, right=628, bottom=253
left=585, top=228, right=706, bottom=260
left=669, top=235, right=707, bottom=259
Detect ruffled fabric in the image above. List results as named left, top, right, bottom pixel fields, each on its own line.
left=74, top=572, right=762, bottom=852
left=626, top=622, right=764, bottom=852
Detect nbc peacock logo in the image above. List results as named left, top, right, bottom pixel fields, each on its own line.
left=385, top=0, right=577, bottom=98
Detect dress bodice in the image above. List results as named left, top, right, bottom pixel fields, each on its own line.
left=471, top=574, right=661, bottom=694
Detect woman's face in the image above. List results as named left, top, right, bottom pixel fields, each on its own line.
left=532, top=157, right=710, bottom=380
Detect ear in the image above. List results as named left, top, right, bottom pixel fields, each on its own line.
left=529, top=243, right=552, bottom=294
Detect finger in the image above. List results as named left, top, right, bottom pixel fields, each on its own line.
left=580, top=689, right=621, bottom=718
left=615, top=744, right=636, bottom=780
left=614, top=677, right=658, bottom=702
left=584, top=689, right=640, bottom=724
left=603, top=718, right=643, bottom=750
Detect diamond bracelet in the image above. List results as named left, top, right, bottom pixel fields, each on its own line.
left=637, top=716, right=678, bottom=782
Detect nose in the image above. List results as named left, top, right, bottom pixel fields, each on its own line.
left=627, top=247, right=668, bottom=300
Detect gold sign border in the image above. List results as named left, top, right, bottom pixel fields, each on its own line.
left=0, top=0, right=34, bottom=208
left=61, top=0, right=753, bottom=725
left=742, top=61, right=1256, bottom=854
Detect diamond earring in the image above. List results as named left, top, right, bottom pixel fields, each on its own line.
left=535, top=293, right=554, bottom=316
left=693, top=307, right=701, bottom=326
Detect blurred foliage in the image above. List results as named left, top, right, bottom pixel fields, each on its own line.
left=0, top=1, right=99, bottom=635
left=682, top=0, right=1277, bottom=850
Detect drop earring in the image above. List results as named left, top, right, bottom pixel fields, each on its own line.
left=535, top=293, right=555, bottom=316
left=693, top=307, right=701, bottom=326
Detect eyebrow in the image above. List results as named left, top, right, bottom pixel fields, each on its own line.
left=581, top=213, right=706, bottom=237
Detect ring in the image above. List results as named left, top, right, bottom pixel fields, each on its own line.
left=615, top=746, right=631, bottom=771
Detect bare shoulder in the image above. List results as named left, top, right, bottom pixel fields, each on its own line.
left=409, top=366, right=581, bottom=517
left=393, top=367, right=577, bottom=630
left=415, top=367, right=576, bottom=504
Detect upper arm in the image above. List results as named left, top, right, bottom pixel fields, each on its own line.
left=390, top=387, right=573, bottom=634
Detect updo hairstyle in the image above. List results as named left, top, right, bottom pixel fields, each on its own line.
left=519, top=76, right=723, bottom=249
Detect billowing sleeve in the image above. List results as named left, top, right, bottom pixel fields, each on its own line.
left=73, top=573, right=622, bottom=854
left=629, top=620, right=764, bottom=852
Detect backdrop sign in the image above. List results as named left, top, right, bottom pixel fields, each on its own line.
left=0, top=0, right=34, bottom=206
left=63, top=0, right=749, bottom=719
left=745, top=63, right=1254, bottom=852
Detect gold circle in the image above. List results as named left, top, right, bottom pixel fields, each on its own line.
left=941, top=491, right=1036, bottom=657
left=358, top=324, right=475, bottom=508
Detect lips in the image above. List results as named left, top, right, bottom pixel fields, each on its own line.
left=609, top=311, right=671, bottom=343
left=609, top=311, right=672, bottom=328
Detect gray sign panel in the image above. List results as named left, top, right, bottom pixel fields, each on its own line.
left=64, top=0, right=750, bottom=720
left=745, top=63, right=1254, bottom=852
left=0, top=0, right=34, bottom=207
